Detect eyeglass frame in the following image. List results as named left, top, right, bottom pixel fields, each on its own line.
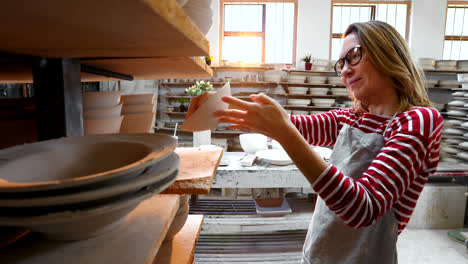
left=334, top=45, right=362, bottom=77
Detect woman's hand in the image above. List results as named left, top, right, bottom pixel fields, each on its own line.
left=214, top=93, right=292, bottom=141
left=185, top=91, right=216, bottom=120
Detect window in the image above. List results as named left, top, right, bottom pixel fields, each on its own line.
left=443, top=3, right=468, bottom=60
left=331, top=1, right=410, bottom=60
left=220, top=0, right=297, bottom=64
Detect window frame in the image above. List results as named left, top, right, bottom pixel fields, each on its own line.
left=219, top=0, right=298, bottom=65
left=330, top=0, right=411, bottom=59
left=445, top=2, right=468, bottom=44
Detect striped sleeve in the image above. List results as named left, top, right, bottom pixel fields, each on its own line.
left=312, top=107, right=443, bottom=233
left=289, top=109, right=350, bottom=146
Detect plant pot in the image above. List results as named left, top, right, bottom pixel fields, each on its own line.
left=179, top=104, right=187, bottom=112
left=305, top=62, right=312, bottom=71
left=205, top=59, right=212, bottom=66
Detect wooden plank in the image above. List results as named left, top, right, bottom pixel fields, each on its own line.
left=0, top=57, right=213, bottom=84
left=0, top=0, right=209, bottom=58
left=0, top=194, right=179, bottom=264
left=162, top=147, right=224, bottom=195
left=155, top=215, right=204, bottom=264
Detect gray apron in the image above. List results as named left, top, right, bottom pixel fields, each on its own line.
left=302, top=118, right=399, bottom=264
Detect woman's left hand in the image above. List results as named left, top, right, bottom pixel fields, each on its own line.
left=214, top=93, right=292, bottom=141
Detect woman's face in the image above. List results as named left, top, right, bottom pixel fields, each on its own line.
left=339, top=33, right=394, bottom=105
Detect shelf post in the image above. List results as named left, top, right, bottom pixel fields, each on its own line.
left=32, top=58, right=83, bottom=140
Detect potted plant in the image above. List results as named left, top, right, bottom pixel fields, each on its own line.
left=301, top=54, right=313, bottom=70
left=185, top=80, right=215, bottom=146
left=185, top=80, right=214, bottom=96
left=177, top=97, right=190, bottom=112
left=205, top=56, right=213, bottom=66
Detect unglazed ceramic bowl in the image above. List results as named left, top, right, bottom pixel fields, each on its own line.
left=0, top=133, right=176, bottom=192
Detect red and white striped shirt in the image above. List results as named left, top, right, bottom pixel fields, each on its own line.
left=290, top=107, right=443, bottom=234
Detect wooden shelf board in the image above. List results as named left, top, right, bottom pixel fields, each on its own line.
left=0, top=194, right=180, bottom=264
left=279, top=82, right=345, bottom=87
left=424, top=70, right=468, bottom=74
left=0, top=57, right=212, bottom=84
left=283, top=105, right=339, bottom=110
left=0, top=0, right=209, bottom=58
left=161, top=81, right=276, bottom=86
left=162, top=147, right=223, bottom=195
left=210, top=66, right=273, bottom=71
left=155, top=215, right=204, bottom=264
left=273, top=94, right=349, bottom=99
left=283, top=70, right=337, bottom=76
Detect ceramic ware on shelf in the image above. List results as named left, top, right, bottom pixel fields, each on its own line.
left=439, top=80, right=461, bottom=87
left=452, top=91, right=465, bottom=97
left=447, top=110, right=467, bottom=117
left=292, top=110, right=309, bottom=115
left=0, top=133, right=176, bottom=192
left=436, top=60, right=457, bottom=71
left=443, top=128, right=464, bottom=135
left=442, top=146, right=458, bottom=155
left=0, top=174, right=177, bottom=241
left=83, top=104, right=122, bottom=119
left=0, top=154, right=179, bottom=207
left=120, top=94, right=155, bottom=105
left=288, top=87, right=309, bottom=95
left=120, top=112, right=156, bottom=133
left=457, top=73, right=468, bottom=83
left=445, top=119, right=463, bottom=127
left=448, top=100, right=465, bottom=107
left=84, top=116, right=123, bottom=135
left=287, top=98, right=311, bottom=106
left=306, top=76, right=327, bottom=84
left=311, top=98, right=335, bottom=107
left=309, top=87, right=330, bottom=96
left=445, top=138, right=463, bottom=145
left=82, top=91, right=121, bottom=110
left=328, top=76, right=343, bottom=85
left=121, top=103, right=154, bottom=114
left=239, top=133, right=268, bottom=154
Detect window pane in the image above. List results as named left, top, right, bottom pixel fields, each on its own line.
left=224, top=4, right=263, bottom=32
left=331, top=38, right=344, bottom=60
left=444, top=40, right=468, bottom=60
left=265, top=3, right=294, bottom=64
left=446, top=8, right=455, bottom=36
left=332, top=5, right=374, bottom=34
left=223, top=36, right=262, bottom=63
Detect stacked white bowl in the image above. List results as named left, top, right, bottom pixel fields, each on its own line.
left=312, top=59, right=331, bottom=71
left=287, top=98, right=311, bottom=106
left=311, top=98, right=335, bottom=107
left=307, top=76, right=327, bottom=84
left=436, top=60, right=457, bottom=71
left=457, top=60, right=468, bottom=71
left=288, top=75, right=306, bottom=84
left=0, top=133, right=179, bottom=240
left=439, top=74, right=468, bottom=164
left=264, top=70, right=284, bottom=83
left=330, top=87, right=349, bottom=96
left=328, top=76, right=343, bottom=85
left=288, top=87, right=309, bottom=95
left=82, top=91, right=123, bottom=135
left=120, top=94, right=156, bottom=133
left=309, top=87, right=330, bottom=96
left=292, top=110, right=309, bottom=115
left=417, top=58, right=436, bottom=70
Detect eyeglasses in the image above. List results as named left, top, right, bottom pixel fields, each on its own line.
left=334, top=45, right=362, bottom=77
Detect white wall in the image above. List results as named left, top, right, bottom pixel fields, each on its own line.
left=408, top=0, right=447, bottom=59
left=205, top=0, right=452, bottom=64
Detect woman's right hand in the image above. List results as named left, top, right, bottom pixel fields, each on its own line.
left=214, top=93, right=293, bottom=141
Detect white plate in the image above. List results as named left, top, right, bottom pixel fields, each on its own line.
left=443, top=128, right=464, bottom=135
left=447, top=110, right=467, bottom=117
left=448, top=100, right=465, bottom=107
left=0, top=133, right=176, bottom=192
left=0, top=153, right=179, bottom=207
left=255, top=149, right=293, bottom=165
left=0, top=172, right=177, bottom=241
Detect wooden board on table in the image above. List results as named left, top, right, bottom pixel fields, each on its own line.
left=0, top=57, right=212, bottom=84
left=0, top=0, right=209, bottom=58
left=162, top=147, right=224, bottom=195
left=155, top=215, right=204, bottom=264
left=0, top=194, right=179, bottom=264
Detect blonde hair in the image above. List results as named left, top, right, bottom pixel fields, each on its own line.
left=343, top=21, right=432, bottom=113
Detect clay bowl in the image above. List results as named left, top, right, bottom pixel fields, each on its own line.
left=83, top=104, right=122, bottom=119
left=120, top=94, right=155, bottom=105
left=0, top=153, right=179, bottom=207
left=0, top=171, right=178, bottom=241
left=82, top=91, right=121, bottom=110
left=120, top=113, right=156, bottom=133
left=0, top=133, right=176, bottom=192
left=84, top=116, right=123, bottom=135
left=121, top=103, right=154, bottom=114
left=164, top=199, right=190, bottom=241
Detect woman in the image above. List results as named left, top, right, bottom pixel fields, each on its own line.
left=191, top=21, right=443, bottom=263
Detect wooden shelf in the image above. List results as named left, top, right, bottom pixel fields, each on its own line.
left=283, top=69, right=337, bottom=76
left=424, top=70, right=468, bottom=74
left=155, top=215, right=204, bottom=264
left=0, top=194, right=180, bottom=264
left=164, top=111, right=187, bottom=115
left=279, top=82, right=345, bottom=88
left=210, top=66, right=273, bottom=71
left=0, top=0, right=209, bottom=58
left=0, top=57, right=213, bottom=84
left=161, top=81, right=276, bottom=86
left=273, top=94, right=349, bottom=99
left=162, top=147, right=223, bottom=195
